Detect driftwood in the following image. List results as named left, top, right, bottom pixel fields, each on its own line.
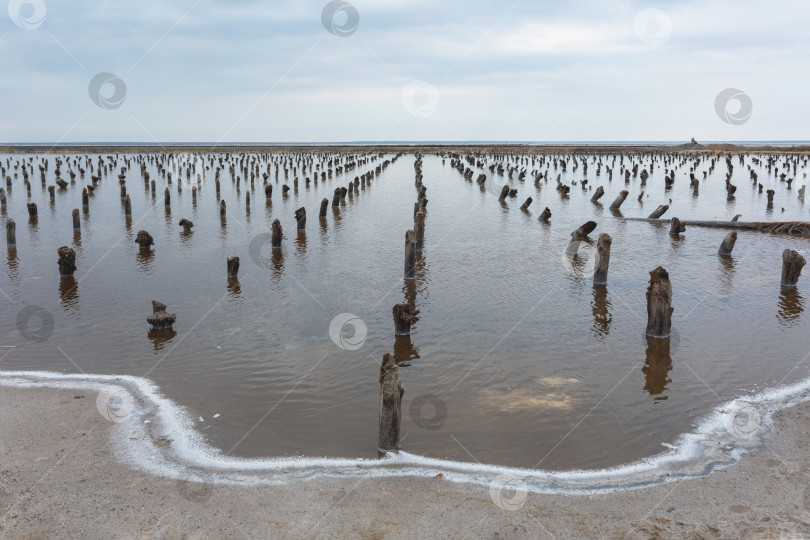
left=781, top=249, right=805, bottom=287
left=414, top=211, right=425, bottom=251
left=538, top=207, right=552, bottom=222
left=147, top=300, right=176, bottom=330
left=57, top=246, right=76, bottom=277
left=593, top=233, right=611, bottom=285
left=6, top=218, right=15, bottom=246
left=393, top=303, right=416, bottom=336
left=227, top=256, right=239, bottom=278
left=378, top=353, right=404, bottom=452
left=72, top=208, right=80, bottom=229
left=295, top=207, right=306, bottom=230
left=135, top=230, right=154, bottom=249
left=718, top=232, right=737, bottom=255
left=669, top=217, right=686, bottom=235
left=620, top=218, right=810, bottom=235
left=646, top=266, right=673, bottom=338
left=271, top=219, right=283, bottom=248
left=319, top=198, right=329, bottom=218
left=648, top=204, right=669, bottom=219
left=591, top=186, right=604, bottom=203
left=609, top=190, right=629, bottom=210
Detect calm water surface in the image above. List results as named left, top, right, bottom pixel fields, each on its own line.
left=1, top=150, right=809, bottom=470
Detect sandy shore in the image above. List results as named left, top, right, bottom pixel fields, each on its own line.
left=2, top=386, right=810, bottom=539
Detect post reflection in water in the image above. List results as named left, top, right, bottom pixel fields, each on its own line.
left=777, top=286, right=804, bottom=326
left=718, top=253, right=736, bottom=300
left=295, top=231, right=307, bottom=259
left=591, top=285, right=611, bottom=338
left=643, top=336, right=672, bottom=402
left=6, top=247, right=18, bottom=283
left=272, top=248, right=284, bottom=276
left=227, top=277, right=242, bottom=299
left=148, top=328, right=178, bottom=352
left=59, top=276, right=79, bottom=309
left=136, top=248, right=155, bottom=271
left=393, top=334, right=420, bottom=365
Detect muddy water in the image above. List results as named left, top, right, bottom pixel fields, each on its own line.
left=1, top=150, right=808, bottom=471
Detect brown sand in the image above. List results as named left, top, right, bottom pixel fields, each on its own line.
left=2, top=386, right=810, bottom=539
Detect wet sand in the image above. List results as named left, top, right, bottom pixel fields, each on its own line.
left=2, top=386, right=810, bottom=538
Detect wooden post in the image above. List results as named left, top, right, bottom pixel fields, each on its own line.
left=6, top=218, right=15, bottom=246
left=124, top=195, right=132, bottom=216
left=82, top=187, right=89, bottom=207
left=264, top=184, right=272, bottom=200
left=120, top=184, right=126, bottom=199
left=781, top=249, right=806, bottom=287
left=72, top=209, right=80, bottom=229
left=538, top=207, right=552, bottom=222
left=294, top=207, right=306, bottom=230
left=378, top=353, right=403, bottom=452
left=648, top=204, right=669, bottom=219
left=135, top=230, right=154, bottom=249
left=646, top=266, right=673, bottom=338
left=669, top=217, right=686, bottom=235
left=498, top=185, right=510, bottom=201
left=565, top=221, right=597, bottom=254
left=593, top=233, right=611, bottom=285
left=147, top=300, right=176, bottom=330
left=609, top=190, right=629, bottom=210
left=27, top=202, right=37, bottom=216
left=227, top=256, right=240, bottom=278
left=0, top=188, right=5, bottom=207
left=717, top=232, right=737, bottom=255
left=164, top=187, right=170, bottom=207
left=767, top=189, right=775, bottom=202
left=271, top=219, right=282, bottom=248
left=591, top=186, right=604, bottom=203
left=414, top=211, right=425, bottom=251
left=57, top=246, right=76, bottom=277
left=393, top=303, right=415, bottom=335
left=404, top=230, right=416, bottom=280
left=192, top=186, right=197, bottom=203
left=220, top=200, right=226, bottom=218
left=179, top=218, right=194, bottom=231
left=332, top=188, right=341, bottom=207
left=48, top=185, right=55, bottom=199
left=245, top=190, right=250, bottom=208
left=520, top=197, right=532, bottom=210
left=319, top=198, right=329, bottom=218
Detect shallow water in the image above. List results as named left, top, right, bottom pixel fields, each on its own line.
left=1, top=150, right=809, bottom=471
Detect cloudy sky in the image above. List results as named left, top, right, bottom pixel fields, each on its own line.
left=0, top=0, right=807, bottom=143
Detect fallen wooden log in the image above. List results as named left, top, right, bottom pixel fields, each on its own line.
left=618, top=217, right=810, bottom=235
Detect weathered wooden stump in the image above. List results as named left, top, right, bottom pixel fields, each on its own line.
left=332, top=188, right=341, bottom=207
left=178, top=218, right=194, bottom=231
left=593, top=233, right=612, bottom=285
left=220, top=200, right=226, bottom=218
left=27, top=202, right=37, bottom=216
left=0, top=188, right=6, bottom=207
left=767, top=189, right=775, bottom=202
left=378, top=353, right=404, bottom=452
left=271, top=219, right=282, bottom=248
left=646, top=266, right=673, bottom=338
left=315, top=197, right=327, bottom=219
left=414, top=211, right=425, bottom=251
left=72, top=208, right=80, bottom=230
left=565, top=221, right=597, bottom=254
left=591, top=186, right=604, bottom=203
left=648, top=204, right=669, bottom=219
left=669, top=217, right=686, bottom=235
left=6, top=218, right=15, bottom=246
left=393, top=303, right=416, bottom=336
left=538, top=207, right=552, bottom=222
left=404, top=230, right=416, bottom=280
left=192, top=186, right=197, bottom=202
left=295, top=207, right=306, bottom=230
left=48, top=185, right=55, bottom=199
left=57, top=246, right=76, bottom=277
left=498, top=185, right=510, bottom=201
left=609, top=190, right=629, bottom=210
left=717, top=232, right=737, bottom=255
left=227, top=256, right=240, bottom=278
left=164, top=187, right=170, bottom=207
left=135, top=230, right=154, bottom=249
left=781, top=249, right=805, bottom=287
left=124, top=195, right=132, bottom=216
left=520, top=197, right=532, bottom=210
left=120, top=184, right=127, bottom=199
left=147, top=300, right=176, bottom=330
